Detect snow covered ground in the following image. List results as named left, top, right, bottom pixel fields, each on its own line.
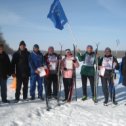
left=0, top=59, right=126, bottom=126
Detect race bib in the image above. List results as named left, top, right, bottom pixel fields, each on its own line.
left=50, top=62, right=57, bottom=70
left=48, top=55, right=57, bottom=62
left=65, top=59, right=73, bottom=70
left=99, top=67, right=105, bottom=76
left=83, top=54, right=95, bottom=66
left=102, top=57, right=113, bottom=70
left=48, top=55, right=58, bottom=70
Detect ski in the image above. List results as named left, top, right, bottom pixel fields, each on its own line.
left=44, top=78, right=51, bottom=111
left=73, top=44, right=78, bottom=101
left=57, top=43, right=63, bottom=106
left=67, top=44, right=77, bottom=102
left=94, top=43, right=99, bottom=103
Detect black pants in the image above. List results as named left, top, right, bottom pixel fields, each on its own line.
left=46, top=74, right=58, bottom=97
left=15, top=76, right=29, bottom=100
left=101, top=77, right=115, bottom=102
left=0, top=78, right=7, bottom=102
left=81, top=75, right=94, bottom=97
left=63, top=78, right=73, bottom=100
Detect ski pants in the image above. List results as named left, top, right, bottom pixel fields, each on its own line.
left=15, top=76, right=29, bottom=100
left=101, top=77, right=115, bottom=102
left=0, top=78, right=7, bottom=102
left=81, top=75, right=95, bottom=97
left=30, top=75, right=43, bottom=98
left=46, top=74, right=58, bottom=97
left=63, top=78, right=73, bottom=100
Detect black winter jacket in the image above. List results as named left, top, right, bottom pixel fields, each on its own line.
left=11, top=49, right=30, bottom=78
left=0, top=52, right=11, bottom=79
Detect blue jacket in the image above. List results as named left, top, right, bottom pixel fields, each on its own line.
left=29, top=51, right=45, bottom=75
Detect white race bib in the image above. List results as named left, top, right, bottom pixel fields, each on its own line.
left=48, top=55, right=58, bottom=70
left=102, top=57, right=113, bottom=70
left=99, top=67, right=105, bottom=76
left=50, top=62, right=57, bottom=70
left=83, top=54, right=95, bottom=66
left=65, top=59, right=73, bottom=70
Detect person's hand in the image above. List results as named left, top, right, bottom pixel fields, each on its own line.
left=73, top=58, right=77, bottom=63
left=113, top=62, right=117, bottom=68
left=99, top=66, right=104, bottom=69
left=35, top=70, right=40, bottom=75
left=76, top=48, right=81, bottom=53
left=12, top=74, right=16, bottom=78
left=64, top=68, right=67, bottom=71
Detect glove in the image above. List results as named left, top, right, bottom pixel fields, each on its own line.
left=12, top=74, right=16, bottom=78
left=73, top=59, right=77, bottom=63
left=64, top=68, right=67, bottom=71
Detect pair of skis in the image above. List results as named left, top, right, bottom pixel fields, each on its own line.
left=44, top=44, right=63, bottom=111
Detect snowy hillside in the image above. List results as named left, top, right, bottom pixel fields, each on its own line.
left=0, top=59, right=126, bottom=126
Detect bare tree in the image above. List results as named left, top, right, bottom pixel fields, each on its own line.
left=0, top=32, right=14, bottom=54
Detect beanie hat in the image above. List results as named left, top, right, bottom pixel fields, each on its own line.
left=19, top=41, right=26, bottom=46
left=33, top=44, right=39, bottom=49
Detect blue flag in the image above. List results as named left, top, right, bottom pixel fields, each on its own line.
left=47, top=0, right=68, bottom=30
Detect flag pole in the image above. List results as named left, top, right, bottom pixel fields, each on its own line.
left=115, top=39, right=120, bottom=56
left=67, top=22, right=78, bottom=46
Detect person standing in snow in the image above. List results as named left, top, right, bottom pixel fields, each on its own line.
left=0, top=44, right=11, bottom=103
left=11, top=41, right=30, bottom=102
left=44, top=46, right=60, bottom=99
left=29, top=44, right=45, bottom=100
left=120, top=52, right=126, bottom=87
left=77, top=45, right=97, bottom=102
left=61, top=49, right=79, bottom=102
left=99, top=47, right=119, bottom=106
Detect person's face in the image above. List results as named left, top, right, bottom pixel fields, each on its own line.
left=33, top=48, right=39, bottom=53
left=87, top=47, right=93, bottom=53
left=48, top=48, right=54, bottom=54
left=0, top=47, right=3, bottom=54
left=105, top=50, right=111, bottom=56
left=19, top=45, right=26, bottom=51
left=66, top=51, right=71, bottom=56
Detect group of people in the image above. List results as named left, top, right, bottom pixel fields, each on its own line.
left=0, top=41, right=126, bottom=106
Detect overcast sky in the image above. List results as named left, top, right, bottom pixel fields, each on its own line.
left=0, top=0, right=126, bottom=51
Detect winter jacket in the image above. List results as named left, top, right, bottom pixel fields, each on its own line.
left=44, top=53, right=60, bottom=75
left=99, top=55, right=119, bottom=78
left=0, top=52, right=11, bottom=79
left=77, top=52, right=96, bottom=76
left=29, top=51, right=45, bottom=75
left=11, top=49, right=30, bottom=78
left=61, top=55, right=79, bottom=78
left=121, top=56, right=126, bottom=76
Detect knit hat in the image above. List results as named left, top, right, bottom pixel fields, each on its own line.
left=65, top=49, right=71, bottom=54
left=105, top=47, right=111, bottom=52
left=48, top=46, right=54, bottom=50
left=87, top=45, right=93, bottom=49
left=33, top=44, right=39, bottom=49
left=19, top=41, right=26, bottom=46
